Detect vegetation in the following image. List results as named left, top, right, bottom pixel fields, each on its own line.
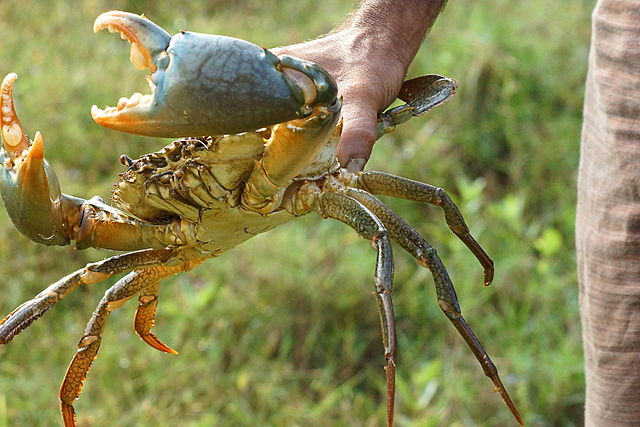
left=0, top=0, right=591, bottom=425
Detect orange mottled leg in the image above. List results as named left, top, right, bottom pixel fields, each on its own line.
left=0, top=249, right=180, bottom=345
left=134, top=259, right=203, bottom=354
left=59, top=259, right=202, bottom=427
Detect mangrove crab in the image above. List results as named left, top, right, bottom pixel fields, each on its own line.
left=0, top=11, right=522, bottom=426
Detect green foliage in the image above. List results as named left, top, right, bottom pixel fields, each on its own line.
left=0, top=0, right=589, bottom=425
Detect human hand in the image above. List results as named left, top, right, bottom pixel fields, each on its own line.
left=272, top=28, right=407, bottom=171
left=273, top=1, right=446, bottom=171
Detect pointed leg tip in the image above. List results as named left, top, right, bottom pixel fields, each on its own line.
left=510, top=404, right=524, bottom=426
left=507, top=396, right=524, bottom=426
left=385, top=358, right=396, bottom=427
left=445, top=310, right=521, bottom=425
left=491, top=376, right=523, bottom=426
left=140, top=333, right=179, bottom=354
left=483, top=270, right=494, bottom=287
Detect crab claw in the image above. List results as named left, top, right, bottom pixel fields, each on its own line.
left=0, top=73, right=71, bottom=246
left=91, top=11, right=337, bottom=137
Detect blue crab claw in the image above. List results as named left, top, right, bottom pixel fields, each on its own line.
left=91, top=11, right=337, bottom=137
left=0, top=73, right=71, bottom=246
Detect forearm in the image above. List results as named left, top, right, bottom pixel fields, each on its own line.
left=338, top=0, right=447, bottom=72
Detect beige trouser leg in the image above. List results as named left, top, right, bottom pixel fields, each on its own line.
left=577, top=1, right=640, bottom=425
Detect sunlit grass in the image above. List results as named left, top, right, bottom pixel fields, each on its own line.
left=0, top=0, right=590, bottom=425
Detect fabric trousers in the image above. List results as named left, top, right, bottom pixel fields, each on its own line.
left=576, top=1, right=640, bottom=425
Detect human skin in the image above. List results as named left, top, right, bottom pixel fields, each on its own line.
left=273, top=0, right=447, bottom=170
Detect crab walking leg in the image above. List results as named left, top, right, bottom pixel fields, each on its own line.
left=133, top=258, right=203, bottom=353
left=357, top=171, right=494, bottom=286
left=312, top=192, right=397, bottom=427
left=134, top=281, right=178, bottom=353
left=344, top=188, right=523, bottom=425
left=59, top=259, right=201, bottom=427
left=376, top=75, right=458, bottom=138
left=0, top=248, right=180, bottom=344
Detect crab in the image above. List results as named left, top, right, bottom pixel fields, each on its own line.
left=0, top=10, right=522, bottom=427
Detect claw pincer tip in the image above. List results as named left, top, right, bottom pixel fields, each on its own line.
left=29, top=131, right=44, bottom=159
left=1, top=73, right=31, bottom=155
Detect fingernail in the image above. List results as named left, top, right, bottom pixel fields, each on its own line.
left=345, top=157, right=367, bottom=171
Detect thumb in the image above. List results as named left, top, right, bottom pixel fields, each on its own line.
left=336, top=101, right=379, bottom=171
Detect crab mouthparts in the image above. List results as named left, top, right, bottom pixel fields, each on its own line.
left=90, top=11, right=171, bottom=123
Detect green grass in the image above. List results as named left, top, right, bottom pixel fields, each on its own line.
left=0, top=0, right=591, bottom=426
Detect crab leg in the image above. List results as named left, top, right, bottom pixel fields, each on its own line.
left=356, top=171, right=494, bottom=286
left=60, top=259, right=202, bottom=427
left=312, top=191, right=397, bottom=427
left=133, top=266, right=212, bottom=354
left=242, top=101, right=341, bottom=212
left=377, top=75, right=457, bottom=138
left=343, top=187, right=523, bottom=425
left=0, top=248, right=181, bottom=345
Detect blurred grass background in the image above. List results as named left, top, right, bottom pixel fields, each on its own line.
left=0, top=0, right=591, bottom=426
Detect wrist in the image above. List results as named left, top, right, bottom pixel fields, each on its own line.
left=338, top=0, right=446, bottom=74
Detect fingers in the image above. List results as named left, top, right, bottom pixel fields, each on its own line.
left=270, top=34, right=406, bottom=172
left=336, top=100, right=378, bottom=171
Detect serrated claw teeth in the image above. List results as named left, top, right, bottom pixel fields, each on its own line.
left=91, top=92, right=155, bottom=121
left=2, top=123, right=22, bottom=147
left=130, top=42, right=150, bottom=70
left=127, top=93, right=142, bottom=107
left=1, top=73, right=30, bottom=155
